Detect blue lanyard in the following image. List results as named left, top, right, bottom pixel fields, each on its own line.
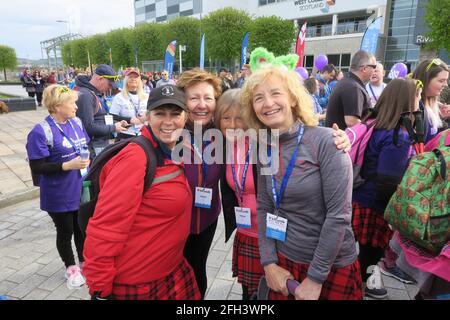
left=231, top=143, right=252, bottom=204
left=368, top=84, right=378, bottom=102
left=268, top=125, right=305, bottom=212
left=99, top=97, right=110, bottom=113
left=49, top=117, right=83, bottom=154
left=192, top=138, right=209, bottom=187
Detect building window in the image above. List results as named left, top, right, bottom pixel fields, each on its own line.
left=306, top=21, right=333, bottom=38
left=336, top=16, right=369, bottom=35
left=303, top=55, right=314, bottom=73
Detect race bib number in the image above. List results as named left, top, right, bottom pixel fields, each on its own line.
left=235, top=207, right=251, bottom=229
left=105, top=115, right=114, bottom=126
left=266, top=213, right=288, bottom=242
left=194, top=187, right=212, bottom=209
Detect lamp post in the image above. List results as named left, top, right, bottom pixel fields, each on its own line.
left=179, top=45, right=186, bottom=74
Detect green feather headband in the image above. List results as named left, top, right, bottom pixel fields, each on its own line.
left=249, top=47, right=299, bottom=72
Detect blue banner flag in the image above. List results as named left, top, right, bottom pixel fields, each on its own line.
left=164, top=40, right=177, bottom=79
left=241, top=32, right=249, bottom=70
left=199, top=34, right=205, bottom=69
left=360, top=16, right=383, bottom=54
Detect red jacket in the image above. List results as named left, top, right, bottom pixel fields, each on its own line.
left=83, top=128, right=193, bottom=296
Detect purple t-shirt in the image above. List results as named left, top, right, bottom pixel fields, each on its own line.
left=26, top=116, right=89, bottom=213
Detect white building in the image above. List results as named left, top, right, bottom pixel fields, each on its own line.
left=134, top=0, right=437, bottom=72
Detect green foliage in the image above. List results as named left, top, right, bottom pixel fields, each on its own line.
left=106, top=28, right=134, bottom=69
left=165, top=17, right=201, bottom=68
left=86, top=34, right=110, bottom=65
left=424, top=0, right=450, bottom=51
left=0, top=45, right=17, bottom=81
left=70, top=38, right=89, bottom=68
left=131, top=23, right=168, bottom=65
left=250, top=16, right=296, bottom=56
left=202, top=7, right=252, bottom=64
left=61, top=42, right=73, bottom=66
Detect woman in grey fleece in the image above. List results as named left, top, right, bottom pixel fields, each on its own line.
left=241, top=66, right=363, bottom=300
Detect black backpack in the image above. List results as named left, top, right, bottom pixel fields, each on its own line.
left=78, top=135, right=160, bottom=235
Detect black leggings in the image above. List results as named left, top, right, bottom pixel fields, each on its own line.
left=35, top=92, right=43, bottom=104
left=48, top=211, right=84, bottom=268
left=358, top=244, right=384, bottom=282
left=183, top=220, right=218, bottom=299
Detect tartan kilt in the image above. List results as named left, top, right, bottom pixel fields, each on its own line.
left=352, top=202, right=393, bottom=249
left=268, top=254, right=363, bottom=300
left=111, top=258, right=201, bottom=300
left=232, top=231, right=265, bottom=297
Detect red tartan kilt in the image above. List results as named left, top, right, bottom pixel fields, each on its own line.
left=232, top=231, right=265, bottom=297
left=352, top=202, right=393, bottom=249
left=268, top=254, right=363, bottom=300
left=111, top=258, right=201, bottom=300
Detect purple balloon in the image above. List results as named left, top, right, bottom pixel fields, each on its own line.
left=389, top=63, right=408, bottom=79
left=314, top=54, right=328, bottom=71
left=295, top=67, right=309, bottom=80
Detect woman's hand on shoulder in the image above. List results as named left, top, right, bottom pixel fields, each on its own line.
left=332, top=123, right=351, bottom=153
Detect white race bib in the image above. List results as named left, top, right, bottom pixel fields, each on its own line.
left=105, top=115, right=114, bottom=126
left=194, top=187, right=213, bottom=209
left=235, top=207, right=251, bottom=229
left=266, top=213, right=288, bottom=242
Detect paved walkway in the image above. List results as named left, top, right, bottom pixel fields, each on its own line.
left=0, top=199, right=419, bottom=300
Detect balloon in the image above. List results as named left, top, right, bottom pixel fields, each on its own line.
left=295, top=67, right=309, bottom=80
left=314, top=54, right=328, bottom=71
left=388, top=63, right=408, bottom=79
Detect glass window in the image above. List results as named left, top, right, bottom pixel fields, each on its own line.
left=341, top=54, right=351, bottom=67
left=259, top=0, right=267, bottom=5
left=328, top=54, right=340, bottom=66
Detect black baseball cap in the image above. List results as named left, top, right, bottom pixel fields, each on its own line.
left=95, top=64, right=118, bottom=89
left=147, top=85, right=187, bottom=111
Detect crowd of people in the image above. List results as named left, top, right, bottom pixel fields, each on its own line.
left=25, top=47, right=449, bottom=300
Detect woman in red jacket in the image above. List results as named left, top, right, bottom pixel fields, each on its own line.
left=83, top=85, right=200, bottom=300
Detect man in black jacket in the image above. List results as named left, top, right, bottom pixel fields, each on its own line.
left=75, top=64, right=128, bottom=158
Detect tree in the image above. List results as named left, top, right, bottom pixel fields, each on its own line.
left=202, top=7, right=252, bottom=69
left=86, top=34, right=110, bottom=66
left=424, top=0, right=450, bottom=51
left=250, top=16, right=296, bottom=56
left=131, top=23, right=168, bottom=66
left=0, top=45, right=17, bottom=82
left=105, top=28, right=135, bottom=69
left=166, top=17, right=201, bottom=68
left=61, top=42, right=73, bottom=67
left=70, top=38, right=89, bottom=68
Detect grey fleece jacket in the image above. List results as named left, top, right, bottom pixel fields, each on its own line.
left=257, top=122, right=357, bottom=284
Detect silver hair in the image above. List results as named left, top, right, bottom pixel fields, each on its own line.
left=350, top=50, right=375, bottom=71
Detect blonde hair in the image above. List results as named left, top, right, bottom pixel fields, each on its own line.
left=177, top=68, right=222, bottom=99
left=121, top=74, right=147, bottom=101
left=241, top=66, right=318, bottom=130
left=42, top=85, right=78, bottom=114
left=214, top=89, right=243, bottom=129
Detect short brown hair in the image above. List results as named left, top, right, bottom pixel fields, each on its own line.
left=176, top=68, right=222, bottom=99
left=303, top=77, right=318, bottom=95
left=373, top=78, right=419, bottom=130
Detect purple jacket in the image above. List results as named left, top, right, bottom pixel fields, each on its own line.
left=184, top=125, right=224, bottom=234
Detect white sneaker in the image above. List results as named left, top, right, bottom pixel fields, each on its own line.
left=365, top=265, right=388, bottom=299
left=65, top=265, right=86, bottom=290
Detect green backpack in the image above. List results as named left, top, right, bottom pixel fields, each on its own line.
left=384, top=134, right=450, bottom=254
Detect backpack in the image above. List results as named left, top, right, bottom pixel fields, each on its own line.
left=384, top=134, right=450, bottom=253
left=28, top=117, right=84, bottom=187
left=345, top=118, right=377, bottom=188
left=77, top=135, right=159, bottom=235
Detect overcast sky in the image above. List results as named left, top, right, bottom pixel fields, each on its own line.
left=0, top=0, right=135, bottom=60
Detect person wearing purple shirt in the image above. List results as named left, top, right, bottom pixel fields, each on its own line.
left=352, top=78, right=422, bottom=299
left=26, top=85, right=90, bottom=290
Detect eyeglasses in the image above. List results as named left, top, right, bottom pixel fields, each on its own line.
left=425, top=58, right=444, bottom=72
left=101, top=75, right=120, bottom=82
left=360, top=64, right=377, bottom=69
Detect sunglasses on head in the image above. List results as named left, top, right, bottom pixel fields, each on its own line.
left=56, top=86, right=70, bottom=95
left=425, top=58, right=444, bottom=72
left=414, top=79, right=423, bottom=90
left=101, top=75, right=120, bottom=82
